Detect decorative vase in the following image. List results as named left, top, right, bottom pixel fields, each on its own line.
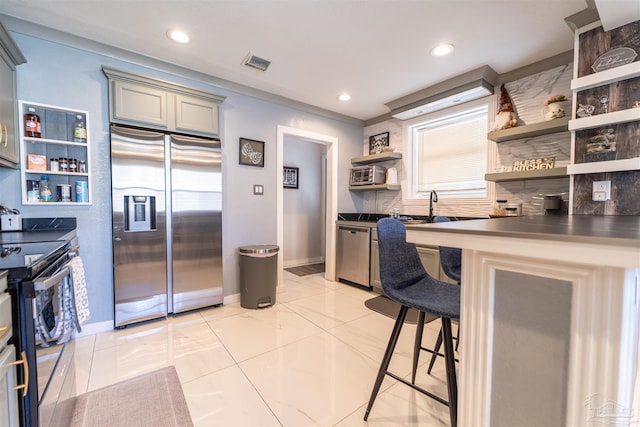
left=545, top=101, right=567, bottom=120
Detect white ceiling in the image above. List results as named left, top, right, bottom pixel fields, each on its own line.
left=0, top=0, right=610, bottom=121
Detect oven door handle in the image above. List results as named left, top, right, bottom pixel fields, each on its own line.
left=10, top=351, right=29, bottom=397
left=33, top=266, right=70, bottom=291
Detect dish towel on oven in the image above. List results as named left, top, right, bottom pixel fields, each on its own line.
left=68, top=256, right=90, bottom=327
left=34, top=256, right=90, bottom=345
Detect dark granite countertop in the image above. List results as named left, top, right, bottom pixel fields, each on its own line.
left=406, top=215, right=640, bottom=248
left=0, top=229, right=77, bottom=245
left=0, top=217, right=77, bottom=244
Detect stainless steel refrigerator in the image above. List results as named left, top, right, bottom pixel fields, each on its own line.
left=111, top=124, right=222, bottom=327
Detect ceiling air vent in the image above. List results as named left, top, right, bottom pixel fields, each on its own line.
left=243, top=53, right=271, bottom=72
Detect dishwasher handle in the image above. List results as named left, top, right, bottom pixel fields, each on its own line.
left=338, top=226, right=370, bottom=234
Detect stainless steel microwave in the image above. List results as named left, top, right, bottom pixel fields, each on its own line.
left=350, top=165, right=386, bottom=186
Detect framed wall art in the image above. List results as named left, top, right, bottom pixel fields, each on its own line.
left=283, top=166, right=299, bottom=189
left=369, top=132, right=389, bottom=154
left=239, top=137, right=265, bottom=167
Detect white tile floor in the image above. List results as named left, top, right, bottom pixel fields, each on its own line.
left=74, top=271, right=454, bottom=426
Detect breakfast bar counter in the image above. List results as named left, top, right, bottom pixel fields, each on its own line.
left=405, top=215, right=639, bottom=427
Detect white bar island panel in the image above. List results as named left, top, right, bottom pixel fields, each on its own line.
left=406, top=216, right=639, bottom=427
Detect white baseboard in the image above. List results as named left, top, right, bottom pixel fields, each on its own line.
left=223, top=293, right=240, bottom=304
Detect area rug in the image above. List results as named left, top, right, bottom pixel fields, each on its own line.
left=68, top=366, right=193, bottom=427
left=364, top=295, right=438, bottom=325
left=285, top=262, right=325, bottom=277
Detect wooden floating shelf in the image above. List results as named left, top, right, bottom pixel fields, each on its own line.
left=485, top=167, right=568, bottom=182
left=349, top=184, right=401, bottom=191
left=351, top=152, right=402, bottom=165
left=487, top=117, right=570, bottom=142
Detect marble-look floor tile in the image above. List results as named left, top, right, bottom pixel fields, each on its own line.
left=283, top=288, right=375, bottom=330
left=337, top=353, right=453, bottom=427
left=73, top=334, right=95, bottom=394
left=239, top=331, right=386, bottom=427
left=87, top=319, right=234, bottom=390
left=82, top=271, right=458, bottom=427
left=182, top=365, right=281, bottom=427
left=335, top=377, right=451, bottom=427
left=206, top=303, right=323, bottom=362
left=329, top=311, right=441, bottom=378
left=198, top=301, right=246, bottom=322
left=275, top=278, right=328, bottom=304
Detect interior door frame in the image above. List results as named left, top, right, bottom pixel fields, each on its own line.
left=276, top=126, right=338, bottom=285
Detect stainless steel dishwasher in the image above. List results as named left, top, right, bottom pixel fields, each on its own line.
left=336, top=225, right=371, bottom=288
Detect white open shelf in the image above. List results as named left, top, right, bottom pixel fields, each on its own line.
left=567, top=157, right=640, bottom=175
left=24, top=137, right=88, bottom=147
left=571, top=62, right=640, bottom=92
left=569, top=108, right=640, bottom=131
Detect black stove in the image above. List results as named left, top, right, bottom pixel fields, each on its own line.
left=1, top=241, right=69, bottom=279
left=1, top=217, right=77, bottom=427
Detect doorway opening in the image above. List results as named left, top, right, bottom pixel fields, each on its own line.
left=276, top=126, right=338, bottom=286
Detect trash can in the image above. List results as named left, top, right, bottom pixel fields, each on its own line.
left=239, top=245, right=279, bottom=309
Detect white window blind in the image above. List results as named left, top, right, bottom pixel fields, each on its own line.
left=413, top=105, right=488, bottom=197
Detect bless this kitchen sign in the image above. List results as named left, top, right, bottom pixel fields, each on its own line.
left=512, top=157, right=555, bottom=172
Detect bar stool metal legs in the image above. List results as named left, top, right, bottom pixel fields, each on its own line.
left=442, top=317, right=458, bottom=427
left=364, top=305, right=458, bottom=427
left=412, top=311, right=427, bottom=383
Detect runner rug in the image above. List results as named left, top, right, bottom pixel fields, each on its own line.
left=67, top=365, right=192, bottom=427
left=285, top=262, right=325, bottom=276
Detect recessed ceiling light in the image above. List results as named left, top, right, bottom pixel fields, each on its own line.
left=338, top=93, right=351, bottom=101
left=167, top=29, right=190, bottom=44
left=431, top=43, right=454, bottom=57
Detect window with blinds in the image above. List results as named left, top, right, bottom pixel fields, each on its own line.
left=411, top=104, right=488, bottom=198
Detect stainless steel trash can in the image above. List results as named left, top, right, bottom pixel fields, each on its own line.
left=239, top=245, right=279, bottom=309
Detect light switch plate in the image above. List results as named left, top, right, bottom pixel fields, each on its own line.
left=253, top=184, right=264, bottom=195
left=592, top=180, right=611, bottom=201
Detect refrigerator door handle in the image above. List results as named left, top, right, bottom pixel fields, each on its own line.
left=171, top=133, right=220, bottom=147
left=111, top=124, right=165, bottom=140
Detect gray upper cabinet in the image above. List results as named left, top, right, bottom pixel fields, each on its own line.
left=112, top=80, right=168, bottom=128
left=0, top=22, right=26, bottom=168
left=103, top=67, right=225, bottom=138
left=174, top=94, right=220, bottom=135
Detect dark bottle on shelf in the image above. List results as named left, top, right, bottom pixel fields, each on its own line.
left=59, top=157, right=68, bottom=172
left=24, top=107, right=41, bottom=138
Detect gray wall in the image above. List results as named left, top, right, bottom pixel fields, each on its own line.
left=283, top=137, right=325, bottom=267
left=0, top=29, right=364, bottom=325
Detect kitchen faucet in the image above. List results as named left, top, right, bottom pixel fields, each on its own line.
left=429, top=190, right=438, bottom=222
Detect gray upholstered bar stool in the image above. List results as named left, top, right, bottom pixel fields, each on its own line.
left=364, top=218, right=460, bottom=427
left=418, top=215, right=462, bottom=377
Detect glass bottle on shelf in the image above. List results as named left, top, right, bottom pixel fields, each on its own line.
left=24, top=107, right=41, bottom=138
left=39, top=175, right=52, bottom=202
left=73, top=114, right=87, bottom=142
left=493, top=199, right=507, bottom=217
left=59, top=157, right=68, bottom=172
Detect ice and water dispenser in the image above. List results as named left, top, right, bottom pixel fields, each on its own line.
left=124, top=196, right=156, bottom=231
